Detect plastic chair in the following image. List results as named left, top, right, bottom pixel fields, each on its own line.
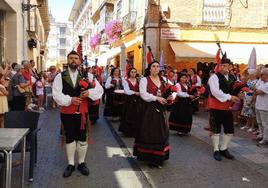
left=4, top=111, right=40, bottom=182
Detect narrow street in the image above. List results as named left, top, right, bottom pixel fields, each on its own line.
left=9, top=106, right=268, bottom=188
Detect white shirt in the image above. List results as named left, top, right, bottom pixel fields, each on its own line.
left=208, top=74, right=231, bottom=102
left=255, top=81, right=268, bottom=111
left=139, top=77, right=157, bottom=102
left=122, top=78, right=136, bottom=95
left=192, top=75, right=202, bottom=87
left=52, top=69, right=103, bottom=107
left=105, top=76, right=121, bottom=89
left=175, top=83, right=190, bottom=98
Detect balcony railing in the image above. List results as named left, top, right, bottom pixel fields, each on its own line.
left=203, top=4, right=226, bottom=23
left=122, top=11, right=137, bottom=31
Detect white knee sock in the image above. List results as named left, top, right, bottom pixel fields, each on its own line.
left=211, top=134, right=220, bottom=151
left=66, top=141, right=76, bottom=165
left=77, top=141, right=88, bottom=164
left=220, top=134, right=233, bottom=151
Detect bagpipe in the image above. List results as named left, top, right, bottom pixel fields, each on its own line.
left=160, top=77, right=177, bottom=105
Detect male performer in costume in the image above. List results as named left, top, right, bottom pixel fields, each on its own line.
left=53, top=51, right=103, bottom=177
left=208, top=57, right=240, bottom=161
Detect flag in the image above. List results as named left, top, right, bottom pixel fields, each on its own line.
left=248, top=47, right=257, bottom=74
left=214, top=48, right=221, bottom=73
left=159, top=50, right=165, bottom=71
left=146, top=51, right=153, bottom=64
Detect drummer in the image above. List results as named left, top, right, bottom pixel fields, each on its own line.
left=103, top=67, right=124, bottom=120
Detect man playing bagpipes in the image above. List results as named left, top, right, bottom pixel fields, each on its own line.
left=52, top=51, right=103, bottom=177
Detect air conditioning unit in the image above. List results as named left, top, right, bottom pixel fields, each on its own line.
left=161, top=4, right=169, bottom=13
left=28, top=38, right=37, bottom=49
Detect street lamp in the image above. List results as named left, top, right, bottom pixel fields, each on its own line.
left=22, top=3, right=42, bottom=12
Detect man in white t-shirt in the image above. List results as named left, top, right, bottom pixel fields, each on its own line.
left=255, top=68, right=268, bottom=146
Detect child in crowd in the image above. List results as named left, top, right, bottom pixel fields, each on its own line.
left=35, top=73, right=45, bottom=112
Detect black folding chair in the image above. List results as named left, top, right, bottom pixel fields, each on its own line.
left=4, top=111, right=40, bottom=182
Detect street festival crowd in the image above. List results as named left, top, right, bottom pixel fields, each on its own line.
left=0, top=49, right=267, bottom=178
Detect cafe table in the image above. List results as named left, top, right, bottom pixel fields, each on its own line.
left=0, top=128, right=29, bottom=188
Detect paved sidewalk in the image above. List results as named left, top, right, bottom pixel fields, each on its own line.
left=6, top=108, right=268, bottom=188
left=17, top=109, right=144, bottom=188
left=110, top=111, right=268, bottom=188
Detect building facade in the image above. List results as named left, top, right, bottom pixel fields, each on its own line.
left=46, top=13, right=72, bottom=70
left=147, top=0, right=268, bottom=71
left=0, top=0, right=50, bottom=71
left=69, top=0, right=268, bottom=74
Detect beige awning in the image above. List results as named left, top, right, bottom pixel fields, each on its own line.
left=170, top=41, right=268, bottom=64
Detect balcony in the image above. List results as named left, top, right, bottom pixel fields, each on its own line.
left=122, top=11, right=137, bottom=32
left=203, top=3, right=226, bottom=24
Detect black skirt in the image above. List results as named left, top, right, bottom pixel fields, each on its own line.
left=88, top=101, right=100, bottom=123
left=169, top=97, right=193, bottom=133
left=118, top=95, right=142, bottom=137
left=103, top=88, right=125, bottom=117
left=134, top=101, right=169, bottom=165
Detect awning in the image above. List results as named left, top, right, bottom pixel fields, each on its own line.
left=170, top=41, right=268, bottom=64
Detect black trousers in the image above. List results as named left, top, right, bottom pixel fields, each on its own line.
left=60, top=113, right=88, bottom=144
left=209, top=109, right=234, bottom=134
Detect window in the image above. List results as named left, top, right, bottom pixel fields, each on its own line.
left=59, top=49, right=66, bottom=57
left=203, top=0, right=226, bottom=23
left=117, top=0, right=122, bottom=20
left=59, top=38, right=66, bottom=46
left=59, top=27, right=66, bottom=35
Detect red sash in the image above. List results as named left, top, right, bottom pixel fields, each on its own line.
left=60, top=99, right=88, bottom=130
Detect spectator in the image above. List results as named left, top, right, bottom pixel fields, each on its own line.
left=9, top=64, right=29, bottom=111
left=0, top=74, right=8, bottom=127
left=255, top=68, right=268, bottom=146
left=35, top=72, right=45, bottom=111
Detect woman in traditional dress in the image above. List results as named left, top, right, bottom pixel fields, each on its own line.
left=169, top=73, right=195, bottom=135
left=103, top=67, right=124, bottom=119
left=189, top=68, right=201, bottom=113
left=134, top=61, right=174, bottom=168
left=119, top=68, right=141, bottom=137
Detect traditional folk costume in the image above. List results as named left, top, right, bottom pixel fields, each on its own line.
left=103, top=76, right=125, bottom=118
left=133, top=76, right=171, bottom=166
left=52, top=68, right=103, bottom=176
left=208, top=63, right=236, bottom=161
left=88, top=72, right=101, bottom=124
left=118, top=78, right=141, bottom=137
left=189, top=74, right=201, bottom=113
left=169, top=83, right=193, bottom=134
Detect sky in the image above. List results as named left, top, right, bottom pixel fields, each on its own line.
left=48, top=0, right=75, bottom=22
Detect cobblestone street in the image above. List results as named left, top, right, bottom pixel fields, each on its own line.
left=7, top=107, right=268, bottom=188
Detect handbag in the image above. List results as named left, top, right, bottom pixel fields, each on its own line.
left=17, top=85, right=32, bottom=97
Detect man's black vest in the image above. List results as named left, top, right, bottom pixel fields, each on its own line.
left=211, top=73, right=235, bottom=98
left=61, top=70, right=82, bottom=97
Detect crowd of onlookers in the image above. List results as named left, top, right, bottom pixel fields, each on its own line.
left=0, top=60, right=60, bottom=128
left=1, top=59, right=268, bottom=146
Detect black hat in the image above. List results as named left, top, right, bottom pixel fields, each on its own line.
left=221, top=53, right=232, bottom=65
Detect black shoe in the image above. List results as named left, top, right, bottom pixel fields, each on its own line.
left=77, top=163, right=90, bottom=176
left=220, top=149, right=235, bottom=160
left=213, top=151, right=222, bottom=161
left=63, top=165, right=75, bottom=178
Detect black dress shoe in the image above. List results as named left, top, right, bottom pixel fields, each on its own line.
left=213, top=151, right=222, bottom=161
left=77, top=163, right=90, bottom=176
left=63, top=165, right=75, bottom=178
left=220, top=149, right=235, bottom=160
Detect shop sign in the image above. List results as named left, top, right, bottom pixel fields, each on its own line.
left=161, top=28, right=180, bottom=40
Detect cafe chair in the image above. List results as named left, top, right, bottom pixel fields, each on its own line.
left=4, top=111, right=40, bottom=182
